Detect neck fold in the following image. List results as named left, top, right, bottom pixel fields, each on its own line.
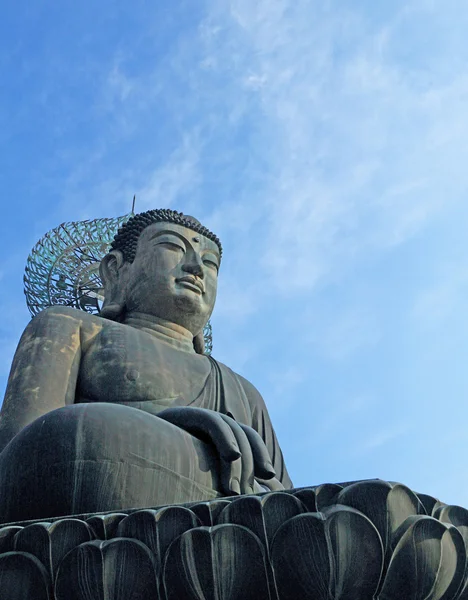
left=123, top=312, right=195, bottom=353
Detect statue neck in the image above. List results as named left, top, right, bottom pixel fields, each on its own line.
left=123, top=312, right=195, bottom=353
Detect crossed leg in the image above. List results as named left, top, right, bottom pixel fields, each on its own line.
left=0, top=403, right=221, bottom=523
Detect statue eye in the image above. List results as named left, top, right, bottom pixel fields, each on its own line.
left=157, top=240, right=185, bottom=252
left=203, top=258, right=219, bottom=272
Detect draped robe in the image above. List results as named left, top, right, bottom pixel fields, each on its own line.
left=0, top=342, right=291, bottom=523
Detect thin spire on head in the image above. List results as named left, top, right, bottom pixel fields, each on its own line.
left=131, top=195, right=136, bottom=214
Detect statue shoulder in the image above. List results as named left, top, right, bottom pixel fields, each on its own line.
left=32, top=305, right=101, bottom=326
left=27, top=306, right=104, bottom=342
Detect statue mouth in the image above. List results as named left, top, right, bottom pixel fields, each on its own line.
left=176, top=276, right=205, bottom=294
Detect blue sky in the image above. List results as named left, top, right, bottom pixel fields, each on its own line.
left=1, top=0, right=468, bottom=506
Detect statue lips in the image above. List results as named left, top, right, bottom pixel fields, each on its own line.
left=176, top=276, right=205, bottom=295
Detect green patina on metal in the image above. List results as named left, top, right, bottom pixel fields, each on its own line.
left=23, top=213, right=214, bottom=355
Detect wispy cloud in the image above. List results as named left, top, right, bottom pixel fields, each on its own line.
left=44, top=0, right=468, bottom=358
left=3, top=0, right=468, bottom=505
left=176, top=0, right=462, bottom=306
left=40, top=0, right=468, bottom=302
left=310, top=393, right=376, bottom=442
left=412, top=261, right=468, bottom=328
left=135, top=136, right=202, bottom=213
left=310, top=307, right=381, bottom=362
left=355, top=424, right=411, bottom=455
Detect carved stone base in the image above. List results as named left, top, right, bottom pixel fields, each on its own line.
left=0, top=479, right=466, bottom=599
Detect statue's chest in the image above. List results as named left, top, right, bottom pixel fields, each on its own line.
left=77, top=325, right=210, bottom=408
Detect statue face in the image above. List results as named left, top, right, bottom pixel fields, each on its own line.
left=123, top=222, right=220, bottom=334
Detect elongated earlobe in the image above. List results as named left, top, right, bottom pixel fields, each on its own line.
left=100, top=302, right=125, bottom=321
left=193, top=331, right=205, bottom=355
left=99, top=251, right=127, bottom=321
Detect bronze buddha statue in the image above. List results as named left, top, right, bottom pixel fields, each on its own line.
left=0, top=209, right=292, bottom=522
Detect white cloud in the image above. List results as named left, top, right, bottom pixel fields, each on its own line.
left=267, top=366, right=306, bottom=406
left=107, top=62, right=135, bottom=104
left=134, top=136, right=202, bottom=212
left=3, top=0, right=468, bottom=506
left=355, top=424, right=410, bottom=455
left=312, top=393, right=375, bottom=443
left=412, top=262, right=468, bottom=328
left=43, top=0, right=468, bottom=312
left=315, top=307, right=380, bottom=361
left=194, top=0, right=468, bottom=300
left=5, top=1, right=467, bottom=366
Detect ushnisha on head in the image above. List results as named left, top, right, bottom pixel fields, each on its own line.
left=110, top=209, right=222, bottom=263
left=99, top=209, right=222, bottom=353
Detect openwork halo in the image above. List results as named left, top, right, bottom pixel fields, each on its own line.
left=23, top=213, right=214, bottom=354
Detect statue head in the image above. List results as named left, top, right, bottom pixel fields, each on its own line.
left=99, top=209, right=222, bottom=353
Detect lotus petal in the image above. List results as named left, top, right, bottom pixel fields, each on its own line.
left=216, top=496, right=268, bottom=549
left=336, top=480, right=422, bottom=553
left=433, top=506, right=468, bottom=599
left=379, top=515, right=465, bottom=600
left=118, top=506, right=200, bottom=561
left=417, top=493, right=441, bottom=516
left=291, top=488, right=317, bottom=512
left=314, top=483, right=343, bottom=511
left=260, top=492, right=306, bottom=545
left=434, top=505, right=468, bottom=547
left=14, top=519, right=94, bottom=580
left=0, top=551, right=50, bottom=600
left=163, top=524, right=271, bottom=600
left=0, top=526, right=22, bottom=554
left=271, top=506, right=383, bottom=600
left=190, top=500, right=231, bottom=526
left=55, top=538, right=159, bottom=600
left=217, top=492, right=305, bottom=552
left=86, top=513, right=127, bottom=540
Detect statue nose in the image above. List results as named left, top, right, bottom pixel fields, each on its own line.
left=182, top=254, right=204, bottom=278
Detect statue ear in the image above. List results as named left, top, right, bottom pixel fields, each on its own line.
left=99, top=250, right=127, bottom=321
left=193, top=331, right=205, bottom=355
left=100, top=250, right=125, bottom=287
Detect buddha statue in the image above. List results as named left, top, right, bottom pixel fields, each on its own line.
left=0, top=209, right=292, bottom=523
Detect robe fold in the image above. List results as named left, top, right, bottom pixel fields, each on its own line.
left=0, top=357, right=291, bottom=524
left=189, top=357, right=292, bottom=489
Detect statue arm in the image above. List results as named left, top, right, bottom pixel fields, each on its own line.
left=0, top=306, right=85, bottom=452
left=238, top=375, right=294, bottom=489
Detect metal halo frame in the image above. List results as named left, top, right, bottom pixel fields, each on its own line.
left=24, top=213, right=213, bottom=355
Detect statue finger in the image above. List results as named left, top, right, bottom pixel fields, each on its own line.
left=220, top=415, right=255, bottom=495
left=220, top=456, right=243, bottom=496
left=157, top=407, right=241, bottom=461
left=237, top=423, right=276, bottom=481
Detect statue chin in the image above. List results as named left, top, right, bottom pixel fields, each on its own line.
left=124, top=294, right=209, bottom=335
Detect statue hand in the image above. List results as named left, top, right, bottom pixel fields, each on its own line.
left=157, top=407, right=276, bottom=496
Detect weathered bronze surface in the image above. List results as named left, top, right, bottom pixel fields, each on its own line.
left=3, top=208, right=463, bottom=599
left=0, top=209, right=291, bottom=523
left=0, top=479, right=466, bottom=600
